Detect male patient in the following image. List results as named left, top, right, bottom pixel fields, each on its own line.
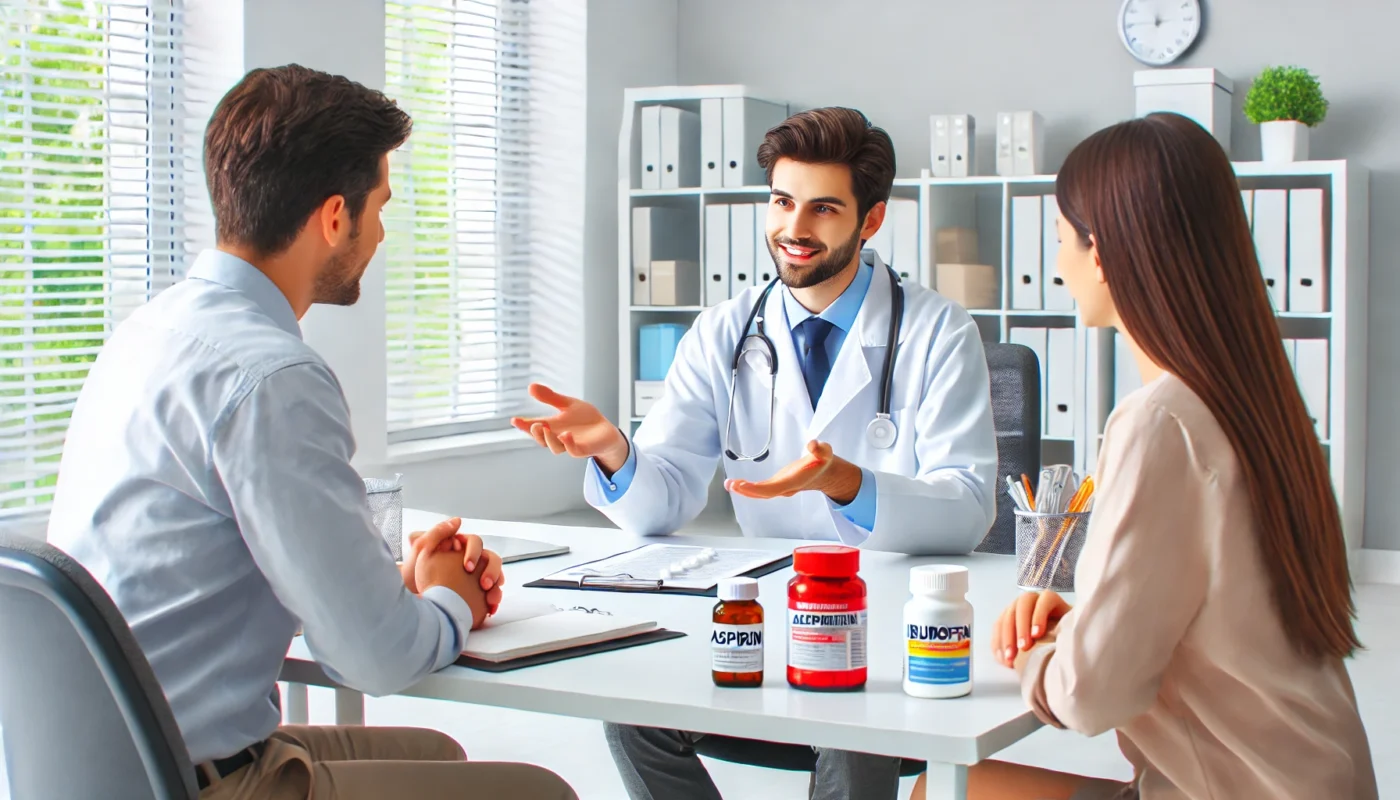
left=46, top=64, right=575, bottom=800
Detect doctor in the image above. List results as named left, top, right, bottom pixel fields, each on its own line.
left=514, top=107, right=997, bottom=800
left=515, top=106, right=996, bottom=556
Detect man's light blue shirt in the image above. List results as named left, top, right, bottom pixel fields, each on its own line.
left=47, top=250, right=474, bottom=764
left=590, top=260, right=878, bottom=531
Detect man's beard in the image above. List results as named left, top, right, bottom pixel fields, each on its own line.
left=768, top=221, right=863, bottom=290
left=313, top=222, right=367, bottom=306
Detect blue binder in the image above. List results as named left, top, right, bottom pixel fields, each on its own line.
left=638, top=323, right=687, bottom=381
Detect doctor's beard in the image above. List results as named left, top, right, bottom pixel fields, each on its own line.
left=769, top=221, right=863, bottom=290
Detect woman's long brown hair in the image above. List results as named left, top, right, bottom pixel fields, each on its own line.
left=1056, top=113, right=1360, bottom=660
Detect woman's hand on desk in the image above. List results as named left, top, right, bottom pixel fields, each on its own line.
left=991, top=590, right=1072, bottom=669
left=416, top=548, right=504, bottom=630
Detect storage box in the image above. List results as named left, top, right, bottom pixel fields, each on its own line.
left=935, top=227, right=978, bottom=264
left=936, top=263, right=999, bottom=309
left=638, top=323, right=687, bottom=381
left=634, top=381, right=665, bottom=415
left=1134, top=68, right=1233, bottom=155
left=649, top=260, right=701, bottom=306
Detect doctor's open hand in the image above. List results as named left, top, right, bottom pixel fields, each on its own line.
left=724, top=440, right=864, bottom=505
left=510, top=383, right=631, bottom=474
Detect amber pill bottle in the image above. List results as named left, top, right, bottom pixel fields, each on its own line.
left=711, top=577, right=764, bottom=687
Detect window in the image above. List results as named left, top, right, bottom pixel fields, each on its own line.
left=384, top=0, right=534, bottom=442
left=1, top=0, right=193, bottom=518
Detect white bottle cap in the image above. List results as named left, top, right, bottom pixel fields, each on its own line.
left=909, top=565, right=969, bottom=596
left=718, top=577, right=760, bottom=601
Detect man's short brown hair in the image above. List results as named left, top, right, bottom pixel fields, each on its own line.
left=204, top=64, right=412, bottom=257
left=756, top=107, right=896, bottom=218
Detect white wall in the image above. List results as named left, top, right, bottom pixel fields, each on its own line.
left=240, top=0, right=591, bottom=521
left=668, top=0, right=1400, bottom=550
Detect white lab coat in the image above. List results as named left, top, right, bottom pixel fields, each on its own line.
left=587, top=254, right=997, bottom=555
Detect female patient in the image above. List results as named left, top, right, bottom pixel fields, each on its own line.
left=915, top=113, right=1378, bottom=799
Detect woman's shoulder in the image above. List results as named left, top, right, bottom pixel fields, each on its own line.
left=1102, top=373, right=1236, bottom=480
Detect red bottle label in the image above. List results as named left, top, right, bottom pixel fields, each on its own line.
left=787, top=599, right=867, bottom=689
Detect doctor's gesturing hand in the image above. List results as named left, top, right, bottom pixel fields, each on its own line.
left=509, top=383, right=631, bottom=474
left=725, top=440, right=864, bottom=505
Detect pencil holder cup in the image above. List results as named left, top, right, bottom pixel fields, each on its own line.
left=1013, top=510, right=1091, bottom=592
left=364, top=473, right=405, bottom=560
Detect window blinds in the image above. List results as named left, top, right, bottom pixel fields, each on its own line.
left=384, top=0, right=534, bottom=442
left=1, top=0, right=191, bottom=518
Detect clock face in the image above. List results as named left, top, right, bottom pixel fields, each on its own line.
left=1119, top=0, right=1202, bottom=66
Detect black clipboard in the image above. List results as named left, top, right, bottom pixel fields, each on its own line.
left=455, top=628, right=686, bottom=672
left=522, top=546, right=793, bottom=597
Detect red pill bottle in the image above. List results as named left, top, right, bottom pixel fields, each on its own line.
left=786, top=545, right=867, bottom=691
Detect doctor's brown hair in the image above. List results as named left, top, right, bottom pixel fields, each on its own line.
left=757, top=107, right=895, bottom=219
left=1056, top=113, right=1359, bottom=660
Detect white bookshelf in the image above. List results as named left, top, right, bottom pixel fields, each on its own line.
left=617, top=85, right=1369, bottom=551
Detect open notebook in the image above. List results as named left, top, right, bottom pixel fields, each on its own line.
left=463, top=599, right=656, bottom=663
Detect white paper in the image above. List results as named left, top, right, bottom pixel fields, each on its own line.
left=542, top=544, right=786, bottom=591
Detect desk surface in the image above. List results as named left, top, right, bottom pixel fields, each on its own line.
left=283, top=509, right=1046, bottom=766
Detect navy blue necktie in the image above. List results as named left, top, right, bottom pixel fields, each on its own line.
left=795, top=317, right=835, bottom=408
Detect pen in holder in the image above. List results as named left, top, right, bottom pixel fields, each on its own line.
left=1013, top=509, right=1091, bottom=592
left=364, top=473, right=405, bottom=560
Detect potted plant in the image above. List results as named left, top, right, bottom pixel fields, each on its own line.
left=1243, top=65, right=1328, bottom=162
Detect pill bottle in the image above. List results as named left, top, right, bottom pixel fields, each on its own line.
left=712, top=578, right=764, bottom=687
left=903, top=565, right=973, bottom=698
left=787, top=545, right=867, bottom=691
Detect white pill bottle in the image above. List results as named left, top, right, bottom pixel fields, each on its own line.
left=902, top=565, right=973, bottom=699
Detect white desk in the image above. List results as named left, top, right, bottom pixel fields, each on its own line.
left=281, top=510, right=1063, bottom=800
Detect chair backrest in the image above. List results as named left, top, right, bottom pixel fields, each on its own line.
left=977, top=342, right=1042, bottom=554
left=0, top=533, right=198, bottom=800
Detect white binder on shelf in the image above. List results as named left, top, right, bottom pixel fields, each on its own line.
left=704, top=204, right=730, bottom=306
left=700, top=98, right=724, bottom=189
left=640, top=105, right=661, bottom=190
left=930, top=115, right=951, bottom=177
left=722, top=97, right=787, bottom=188
left=1010, top=195, right=1043, bottom=310
left=1042, top=194, right=1073, bottom=310
left=659, top=106, right=700, bottom=189
left=1251, top=189, right=1288, bottom=312
left=729, top=203, right=756, bottom=296
left=632, top=206, right=652, bottom=304
left=650, top=260, right=701, bottom=306
left=1047, top=328, right=1076, bottom=438
left=1009, top=327, right=1048, bottom=428
left=1012, top=111, right=1045, bottom=176
left=1294, top=338, right=1329, bottom=438
left=890, top=197, right=920, bottom=284
left=1288, top=188, right=1326, bottom=313
left=996, top=112, right=1014, bottom=177
left=753, top=202, right=775, bottom=285
left=950, top=114, right=974, bottom=177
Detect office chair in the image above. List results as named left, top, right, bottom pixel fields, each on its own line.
left=689, top=343, right=1040, bottom=780
left=0, top=533, right=199, bottom=800
left=976, top=342, right=1042, bottom=554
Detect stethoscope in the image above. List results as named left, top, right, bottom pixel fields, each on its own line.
left=723, top=259, right=905, bottom=462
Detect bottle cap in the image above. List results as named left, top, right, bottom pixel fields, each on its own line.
left=792, top=545, right=860, bottom=578
left=718, top=577, right=760, bottom=601
left=909, top=564, right=969, bottom=596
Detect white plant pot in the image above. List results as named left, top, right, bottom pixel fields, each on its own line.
left=1260, top=120, right=1310, bottom=162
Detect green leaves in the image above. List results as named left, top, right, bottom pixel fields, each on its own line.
left=1244, top=66, right=1328, bottom=127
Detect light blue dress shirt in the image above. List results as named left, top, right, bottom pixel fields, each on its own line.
left=591, top=260, right=878, bottom=531
left=46, top=250, right=474, bottom=764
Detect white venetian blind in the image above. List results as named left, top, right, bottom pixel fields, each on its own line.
left=1, top=0, right=192, bottom=519
left=384, top=0, right=534, bottom=442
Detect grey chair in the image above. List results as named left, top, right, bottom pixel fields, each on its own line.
left=975, top=341, right=1042, bottom=554
left=690, top=343, right=1041, bottom=781
left=0, top=533, right=199, bottom=800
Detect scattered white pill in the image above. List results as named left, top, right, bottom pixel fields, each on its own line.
left=659, top=568, right=672, bottom=580
left=683, top=556, right=702, bottom=570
